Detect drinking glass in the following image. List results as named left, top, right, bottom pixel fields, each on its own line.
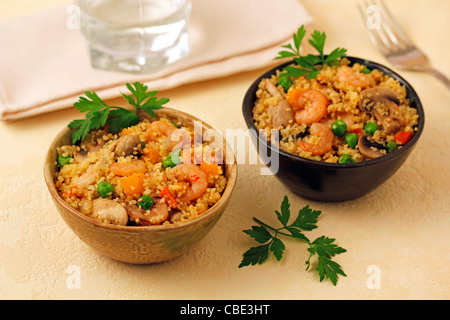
left=75, top=0, right=191, bottom=74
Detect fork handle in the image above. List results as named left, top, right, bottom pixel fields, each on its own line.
left=426, top=68, right=450, bottom=90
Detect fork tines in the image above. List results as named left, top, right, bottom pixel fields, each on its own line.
left=358, top=0, right=415, bottom=54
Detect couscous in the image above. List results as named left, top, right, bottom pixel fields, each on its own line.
left=55, top=117, right=228, bottom=226
left=252, top=58, right=419, bottom=163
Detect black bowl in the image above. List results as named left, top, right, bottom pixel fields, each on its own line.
left=242, top=56, right=425, bottom=202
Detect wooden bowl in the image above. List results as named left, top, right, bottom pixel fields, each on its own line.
left=44, top=108, right=237, bottom=264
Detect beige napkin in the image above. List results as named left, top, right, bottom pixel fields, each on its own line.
left=0, top=0, right=313, bottom=120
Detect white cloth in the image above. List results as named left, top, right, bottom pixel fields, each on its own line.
left=0, top=0, right=313, bottom=120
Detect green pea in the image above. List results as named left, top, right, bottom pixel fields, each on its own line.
left=138, top=195, right=154, bottom=210
left=345, top=133, right=358, bottom=149
left=97, top=181, right=114, bottom=198
left=278, top=76, right=293, bottom=92
left=163, top=149, right=182, bottom=169
left=364, top=122, right=378, bottom=135
left=386, top=141, right=397, bottom=153
left=339, top=154, right=355, bottom=164
left=331, top=120, right=347, bottom=137
left=162, top=157, right=174, bottom=169
left=57, top=155, right=72, bottom=167
left=361, top=67, right=371, bottom=74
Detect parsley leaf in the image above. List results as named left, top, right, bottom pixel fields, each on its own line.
left=306, top=236, right=347, bottom=285
left=270, top=238, right=285, bottom=261
left=325, top=47, right=348, bottom=66
left=239, top=196, right=347, bottom=286
left=243, top=226, right=272, bottom=244
left=275, top=25, right=347, bottom=79
left=68, top=118, right=95, bottom=145
left=68, top=82, right=169, bottom=144
left=68, top=91, right=111, bottom=144
left=309, top=30, right=326, bottom=59
left=275, top=25, right=306, bottom=60
left=291, top=205, right=321, bottom=231
left=122, top=82, right=168, bottom=117
left=275, top=195, right=290, bottom=226
left=73, top=91, right=109, bottom=113
left=107, top=108, right=140, bottom=135
left=239, top=244, right=270, bottom=267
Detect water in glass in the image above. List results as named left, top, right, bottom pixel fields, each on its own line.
left=77, top=0, right=191, bottom=74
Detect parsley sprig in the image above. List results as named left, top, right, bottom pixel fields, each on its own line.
left=275, top=25, right=347, bottom=79
left=68, top=82, right=169, bottom=144
left=239, top=196, right=347, bottom=286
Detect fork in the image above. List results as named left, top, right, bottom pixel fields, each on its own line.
left=358, top=0, right=450, bottom=90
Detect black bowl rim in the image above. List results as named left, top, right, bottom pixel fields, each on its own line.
left=242, top=56, right=425, bottom=168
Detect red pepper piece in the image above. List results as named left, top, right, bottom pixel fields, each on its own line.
left=349, top=128, right=364, bottom=135
left=159, top=187, right=178, bottom=208
left=394, top=131, right=413, bottom=145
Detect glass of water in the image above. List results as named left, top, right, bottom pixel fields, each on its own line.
left=76, top=0, right=191, bottom=74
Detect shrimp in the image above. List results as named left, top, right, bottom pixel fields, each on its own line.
left=126, top=199, right=169, bottom=226
left=110, top=159, right=147, bottom=177
left=338, top=112, right=355, bottom=128
left=72, top=168, right=97, bottom=189
left=146, top=120, right=177, bottom=142
left=146, top=120, right=191, bottom=152
left=287, top=89, right=329, bottom=125
left=166, top=164, right=208, bottom=203
left=336, top=66, right=373, bottom=88
left=298, top=122, right=334, bottom=156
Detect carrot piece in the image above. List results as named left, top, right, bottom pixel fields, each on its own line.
left=120, top=173, right=145, bottom=196
left=143, top=147, right=161, bottom=164
left=394, top=131, right=413, bottom=145
left=200, top=161, right=220, bottom=177
left=119, top=128, right=132, bottom=136
left=160, top=187, right=178, bottom=208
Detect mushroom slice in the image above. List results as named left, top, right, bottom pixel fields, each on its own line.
left=358, top=134, right=385, bottom=159
left=73, top=132, right=106, bottom=163
left=73, top=148, right=89, bottom=163
left=265, top=79, right=295, bottom=127
left=169, top=212, right=183, bottom=223
left=81, top=132, right=106, bottom=152
left=114, top=134, right=142, bottom=157
left=91, top=198, right=128, bottom=226
left=359, top=87, right=400, bottom=111
left=359, top=87, right=405, bottom=134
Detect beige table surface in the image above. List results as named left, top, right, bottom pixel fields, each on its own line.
left=0, top=0, right=449, bottom=300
